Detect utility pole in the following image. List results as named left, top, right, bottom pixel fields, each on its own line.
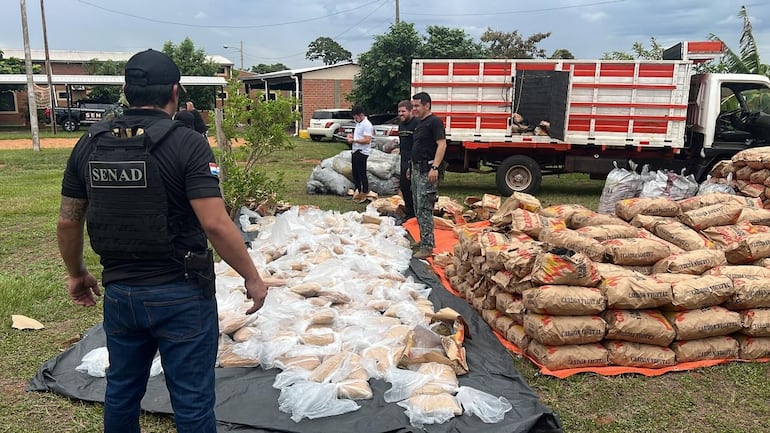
left=40, top=0, right=56, bottom=134
left=240, top=40, right=244, bottom=71
left=395, top=0, right=400, bottom=24
left=20, top=0, right=40, bottom=151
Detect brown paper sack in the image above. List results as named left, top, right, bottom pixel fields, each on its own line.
left=495, top=293, right=525, bottom=322
left=600, top=275, right=673, bottom=309
left=637, top=228, right=686, bottom=254
left=509, top=208, right=550, bottom=238
left=523, top=285, right=606, bottom=315
left=511, top=191, right=542, bottom=213
left=629, top=214, right=671, bottom=230
left=506, top=324, right=531, bottom=351
left=652, top=221, right=714, bottom=251
left=668, top=275, right=734, bottom=310
left=576, top=224, right=639, bottom=242
left=493, top=314, right=516, bottom=335
left=725, top=233, right=770, bottom=264
left=501, top=243, right=544, bottom=279
left=734, top=334, right=770, bottom=359
left=595, top=262, right=642, bottom=279
left=701, top=222, right=756, bottom=250
left=725, top=277, right=770, bottom=309
left=523, top=313, right=606, bottom=346
left=605, top=340, right=676, bottom=368
left=708, top=160, right=733, bottom=178
left=530, top=251, right=602, bottom=287
left=539, top=228, right=606, bottom=262
left=603, top=238, right=671, bottom=266
left=737, top=207, right=770, bottom=226
left=664, top=306, right=742, bottom=340
left=615, top=197, right=680, bottom=221
left=652, top=249, right=726, bottom=275
left=706, top=265, right=770, bottom=280
left=670, top=335, right=739, bottom=362
left=651, top=273, right=699, bottom=284
left=539, top=203, right=589, bottom=220
left=677, top=203, right=743, bottom=231
left=739, top=308, right=770, bottom=337
left=527, top=340, right=609, bottom=370
left=602, top=309, right=675, bottom=346
left=568, top=210, right=628, bottom=229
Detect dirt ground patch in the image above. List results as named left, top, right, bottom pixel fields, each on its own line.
left=0, top=138, right=78, bottom=150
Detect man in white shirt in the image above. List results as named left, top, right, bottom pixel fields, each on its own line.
left=346, top=105, right=374, bottom=203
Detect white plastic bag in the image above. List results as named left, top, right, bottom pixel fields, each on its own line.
left=455, top=386, right=513, bottom=423
left=75, top=347, right=109, bottom=377
left=669, top=168, right=699, bottom=200
left=277, top=381, right=359, bottom=422
left=697, top=174, right=736, bottom=195
left=598, top=161, right=641, bottom=214
left=396, top=393, right=460, bottom=428
left=150, top=356, right=163, bottom=377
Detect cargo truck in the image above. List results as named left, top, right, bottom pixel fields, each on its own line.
left=410, top=41, right=770, bottom=195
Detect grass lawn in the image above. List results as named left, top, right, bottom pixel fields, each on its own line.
left=0, top=138, right=768, bottom=432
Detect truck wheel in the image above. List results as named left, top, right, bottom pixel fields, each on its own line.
left=62, top=118, right=79, bottom=132
left=310, top=135, right=322, bottom=142
left=496, top=155, right=542, bottom=195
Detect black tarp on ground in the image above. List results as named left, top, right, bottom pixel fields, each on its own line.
left=29, top=259, right=563, bottom=433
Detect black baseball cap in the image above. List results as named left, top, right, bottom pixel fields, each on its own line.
left=124, top=49, right=181, bottom=86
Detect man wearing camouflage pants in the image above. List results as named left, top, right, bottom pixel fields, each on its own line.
left=408, top=91, right=447, bottom=260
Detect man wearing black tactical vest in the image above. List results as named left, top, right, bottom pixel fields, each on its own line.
left=57, top=49, right=267, bottom=433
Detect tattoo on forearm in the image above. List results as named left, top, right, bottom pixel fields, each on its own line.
left=60, top=197, right=88, bottom=221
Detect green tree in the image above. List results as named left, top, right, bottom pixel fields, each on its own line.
left=709, top=5, right=769, bottom=77
left=417, top=25, right=487, bottom=59
left=305, top=37, right=352, bottom=65
left=348, top=22, right=422, bottom=114
left=82, top=59, right=125, bottom=102
left=549, top=48, right=575, bottom=59
left=480, top=28, right=551, bottom=59
left=602, top=37, right=664, bottom=60
left=217, top=77, right=300, bottom=217
left=0, top=49, right=38, bottom=97
left=162, top=38, right=219, bottom=110
left=250, top=63, right=290, bottom=74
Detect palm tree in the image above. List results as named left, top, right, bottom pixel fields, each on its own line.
left=709, top=5, right=769, bottom=76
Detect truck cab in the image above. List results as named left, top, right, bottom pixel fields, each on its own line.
left=689, top=73, right=770, bottom=155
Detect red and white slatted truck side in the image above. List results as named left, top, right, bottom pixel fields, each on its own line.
left=411, top=41, right=770, bottom=195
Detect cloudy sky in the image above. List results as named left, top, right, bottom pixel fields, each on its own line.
left=2, top=0, right=768, bottom=69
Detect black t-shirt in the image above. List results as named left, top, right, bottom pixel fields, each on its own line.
left=398, top=116, right=420, bottom=162
left=411, top=114, right=446, bottom=162
left=61, top=109, right=221, bottom=285
left=191, top=109, right=208, bottom=134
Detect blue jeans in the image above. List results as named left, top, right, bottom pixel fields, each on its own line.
left=102, top=280, right=219, bottom=433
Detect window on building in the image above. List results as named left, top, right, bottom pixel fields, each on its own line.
left=217, top=67, right=226, bottom=74
left=0, top=91, right=17, bottom=112
left=58, top=92, right=70, bottom=100
left=217, top=92, right=228, bottom=99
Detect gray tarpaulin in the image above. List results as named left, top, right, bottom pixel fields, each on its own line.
left=29, top=259, right=563, bottom=433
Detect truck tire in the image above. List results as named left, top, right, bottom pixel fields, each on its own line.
left=496, top=155, right=542, bottom=195
left=310, top=135, right=322, bottom=142
left=61, top=118, right=79, bottom=132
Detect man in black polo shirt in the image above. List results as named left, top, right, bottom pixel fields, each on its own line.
left=409, top=91, right=447, bottom=259
left=397, top=99, right=419, bottom=222
left=57, top=49, right=267, bottom=433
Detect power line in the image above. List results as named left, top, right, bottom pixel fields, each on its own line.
left=238, top=0, right=390, bottom=64
left=76, top=0, right=383, bottom=29
left=404, top=0, right=627, bottom=17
